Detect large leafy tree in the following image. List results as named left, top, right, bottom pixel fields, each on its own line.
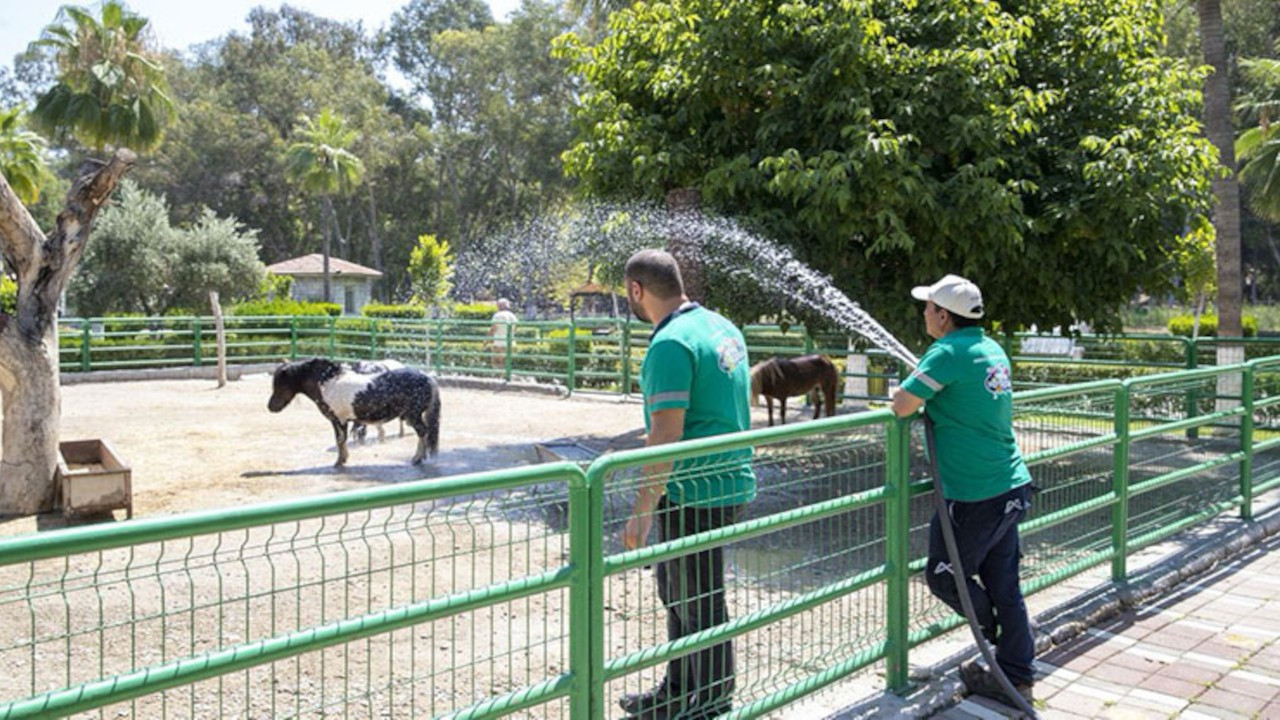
left=284, top=109, right=365, bottom=302
left=1236, top=58, right=1280, bottom=223
left=27, top=1, right=173, bottom=151
left=558, top=0, right=1218, bottom=338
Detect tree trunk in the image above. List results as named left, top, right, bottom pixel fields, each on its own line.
left=0, top=150, right=135, bottom=515
left=1199, top=0, right=1243, bottom=339
left=322, top=195, right=333, bottom=303
left=210, top=290, right=227, bottom=389
left=367, top=185, right=384, bottom=302
left=665, top=187, right=705, bottom=304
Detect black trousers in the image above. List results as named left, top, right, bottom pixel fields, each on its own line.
left=655, top=497, right=743, bottom=705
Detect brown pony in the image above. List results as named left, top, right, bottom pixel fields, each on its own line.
left=750, top=355, right=840, bottom=426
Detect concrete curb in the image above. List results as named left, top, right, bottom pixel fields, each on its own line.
left=826, top=502, right=1280, bottom=719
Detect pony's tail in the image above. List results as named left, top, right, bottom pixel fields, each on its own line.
left=425, top=382, right=441, bottom=457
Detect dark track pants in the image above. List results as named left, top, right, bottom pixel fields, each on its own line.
left=926, top=484, right=1035, bottom=685
left=655, top=497, right=743, bottom=706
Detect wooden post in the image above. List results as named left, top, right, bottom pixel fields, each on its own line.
left=209, top=290, right=227, bottom=388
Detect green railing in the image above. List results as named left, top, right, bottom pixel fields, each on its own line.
left=56, top=315, right=1280, bottom=404
left=3, top=357, right=1279, bottom=718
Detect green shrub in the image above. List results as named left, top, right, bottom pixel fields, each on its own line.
left=230, top=299, right=342, bottom=317
left=363, top=303, right=428, bottom=319
left=452, top=301, right=498, bottom=320
left=1167, top=314, right=1258, bottom=338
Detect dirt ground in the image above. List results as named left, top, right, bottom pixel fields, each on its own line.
left=0, top=373, right=825, bottom=536
left=0, top=374, right=655, bottom=537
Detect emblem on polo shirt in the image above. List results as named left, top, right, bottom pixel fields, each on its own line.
left=985, top=364, right=1013, bottom=398
left=717, top=336, right=747, bottom=374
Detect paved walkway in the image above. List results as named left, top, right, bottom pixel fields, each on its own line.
left=939, top=532, right=1280, bottom=720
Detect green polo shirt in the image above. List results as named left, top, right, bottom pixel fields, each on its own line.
left=901, top=327, right=1031, bottom=502
left=641, top=304, right=756, bottom=507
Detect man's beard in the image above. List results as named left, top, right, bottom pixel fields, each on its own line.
left=628, top=297, right=650, bottom=324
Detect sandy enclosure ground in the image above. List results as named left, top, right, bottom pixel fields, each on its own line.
left=0, top=374, right=659, bottom=536
left=0, top=374, right=827, bottom=535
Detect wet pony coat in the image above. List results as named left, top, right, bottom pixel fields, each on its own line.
left=268, top=358, right=440, bottom=466
left=749, top=354, right=839, bottom=426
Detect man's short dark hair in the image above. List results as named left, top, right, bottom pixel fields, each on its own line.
left=945, top=309, right=983, bottom=328
left=624, top=249, right=685, bottom=300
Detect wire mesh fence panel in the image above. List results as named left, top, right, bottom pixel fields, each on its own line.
left=595, top=421, right=891, bottom=718
left=1124, top=373, right=1245, bottom=547
left=0, top=466, right=583, bottom=720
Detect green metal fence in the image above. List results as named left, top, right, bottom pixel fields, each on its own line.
left=3, top=357, right=1279, bottom=718
left=57, top=315, right=1280, bottom=406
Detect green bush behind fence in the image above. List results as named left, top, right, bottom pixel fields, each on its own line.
left=1, top=358, right=1278, bottom=718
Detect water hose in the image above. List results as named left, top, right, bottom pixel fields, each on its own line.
left=922, top=412, right=1039, bottom=718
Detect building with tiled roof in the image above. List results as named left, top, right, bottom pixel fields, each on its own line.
left=265, top=254, right=383, bottom=315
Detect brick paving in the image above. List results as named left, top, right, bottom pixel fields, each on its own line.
left=936, top=533, right=1280, bottom=720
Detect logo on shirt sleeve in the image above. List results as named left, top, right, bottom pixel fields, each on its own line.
left=984, top=364, right=1013, bottom=398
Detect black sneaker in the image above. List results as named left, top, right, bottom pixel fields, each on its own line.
left=960, top=661, right=1033, bottom=706
left=620, top=685, right=683, bottom=718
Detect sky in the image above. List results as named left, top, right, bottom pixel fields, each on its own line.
left=0, top=0, right=525, bottom=70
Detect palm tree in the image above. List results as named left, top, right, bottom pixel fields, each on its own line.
left=1198, top=0, right=1242, bottom=341
left=285, top=110, right=365, bottom=303
left=0, top=108, right=49, bottom=205
left=27, top=1, right=173, bottom=152
left=1235, top=58, right=1280, bottom=222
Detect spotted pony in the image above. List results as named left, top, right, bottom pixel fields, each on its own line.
left=268, top=357, right=440, bottom=467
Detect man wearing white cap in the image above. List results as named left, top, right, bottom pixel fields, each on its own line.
left=891, top=274, right=1036, bottom=705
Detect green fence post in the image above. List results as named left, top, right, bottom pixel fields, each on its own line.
left=1241, top=364, right=1255, bottom=521
left=803, top=330, right=815, bottom=356
left=289, top=317, right=299, bottom=360
left=504, top=324, right=513, bottom=382
left=621, top=320, right=632, bottom=396
left=575, top=464, right=605, bottom=720
left=567, top=316, right=577, bottom=396
left=369, top=318, right=378, bottom=359
left=885, top=417, right=912, bottom=693
left=435, top=318, right=444, bottom=372
left=1111, top=384, right=1131, bottom=581
left=328, top=315, right=337, bottom=358
left=81, top=322, right=92, bottom=372
left=191, top=319, right=203, bottom=367
left=1184, top=337, right=1199, bottom=439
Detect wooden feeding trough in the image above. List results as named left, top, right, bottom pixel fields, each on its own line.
left=57, top=439, right=133, bottom=519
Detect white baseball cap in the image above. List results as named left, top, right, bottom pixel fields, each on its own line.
left=911, top=274, right=984, bottom=319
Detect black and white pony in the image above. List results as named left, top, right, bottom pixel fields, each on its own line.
left=268, top=357, right=441, bottom=467
left=348, top=359, right=406, bottom=442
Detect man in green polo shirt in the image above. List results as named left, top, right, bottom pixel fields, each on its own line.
left=891, top=274, right=1036, bottom=706
left=619, top=249, right=755, bottom=720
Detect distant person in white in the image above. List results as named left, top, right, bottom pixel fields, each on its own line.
left=489, top=298, right=519, bottom=371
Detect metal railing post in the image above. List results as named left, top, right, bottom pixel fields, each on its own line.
left=504, top=324, right=513, bottom=382
left=1184, top=337, right=1199, bottom=439
left=567, top=317, right=577, bottom=396
left=621, top=321, right=632, bottom=396
left=328, top=315, right=337, bottom=358
left=81, top=322, right=92, bottom=372
left=885, top=417, right=912, bottom=692
left=1111, top=384, right=1131, bottom=581
left=1241, top=364, right=1255, bottom=521
left=191, top=319, right=203, bottom=367
left=568, top=467, right=596, bottom=720
left=289, top=317, right=299, bottom=360
left=435, top=318, right=444, bottom=372
left=369, top=317, right=378, bottom=359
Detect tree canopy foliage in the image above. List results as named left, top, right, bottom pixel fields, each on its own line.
left=558, top=0, right=1220, bottom=336
left=68, top=181, right=265, bottom=317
